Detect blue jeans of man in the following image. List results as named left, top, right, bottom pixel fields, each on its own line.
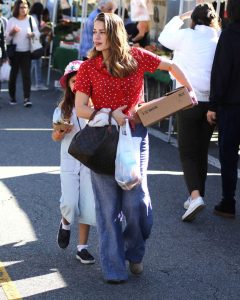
left=31, top=58, right=43, bottom=86
left=91, top=124, right=153, bottom=281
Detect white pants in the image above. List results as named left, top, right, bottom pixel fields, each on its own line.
left=60, top=165, right=96, bottom=226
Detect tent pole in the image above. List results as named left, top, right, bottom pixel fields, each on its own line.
left=79, top=0, right=88, bottom=59
left=46, top=0, right=58, bottom=86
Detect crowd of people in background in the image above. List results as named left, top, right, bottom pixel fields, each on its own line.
left=0, top=0, right=239, bottom=285
left=0, top=0, right=51, bottom=107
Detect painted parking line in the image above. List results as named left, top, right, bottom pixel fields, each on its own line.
left=148, top=127, right=240, bottom=179
left=0, top=261, right=22, bottom=300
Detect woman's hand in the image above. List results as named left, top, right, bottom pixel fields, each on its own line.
left=179, top=11, right=192, bottom=21
left=10, top=25, right=20, bottom=36
left=207, top=110, right=217, bottom=125
left=52, top=129, right=65, bottom=141
left=52, top=126, right=72, bottom=141
left=112, top=105, right=128, bottom=126
left=27, top=32, right=35, bottom=39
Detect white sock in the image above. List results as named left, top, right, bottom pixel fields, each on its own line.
left=61, top=220, right=71, bottom=230
left=77, top=244, right=88, bottom=252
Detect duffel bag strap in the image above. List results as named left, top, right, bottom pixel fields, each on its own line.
left=89, top=109, right=99, bottom=121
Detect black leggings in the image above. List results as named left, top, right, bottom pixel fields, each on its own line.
left=177, top=102, right=215, bottom=197
left=8, top=51, right=31, bottom=100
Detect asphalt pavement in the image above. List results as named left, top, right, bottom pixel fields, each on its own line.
left=0, top=70, right=240, bottom=300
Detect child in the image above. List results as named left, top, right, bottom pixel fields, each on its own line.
left=52, top=60, right=96, bottom=264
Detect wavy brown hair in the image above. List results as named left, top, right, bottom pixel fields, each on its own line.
left=60, top=72, right=76, bottom=120
left=88, top=12, right=138, bottom=78
left=191, top=2, right=220, bottom=30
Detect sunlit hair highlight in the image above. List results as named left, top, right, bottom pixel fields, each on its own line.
left=88, top=12, right=138, bottom=78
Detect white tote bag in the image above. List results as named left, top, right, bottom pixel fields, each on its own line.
left=0, top=62, right=11, bottom=82
left=29, top=17, right=43, bottom=59
left=115, top=119, right=142, bottom=190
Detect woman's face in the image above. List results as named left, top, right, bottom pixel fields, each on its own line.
left=69, top=74, right=76, bottom=92
left=19, top=3, right=29, bottom=18
left=93, top=20, right=110, bottom=53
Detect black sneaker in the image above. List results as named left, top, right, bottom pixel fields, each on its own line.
left=214, top=201, right=235, bottom=218
left=57, top=223, right=70, bottom=249
left=9, top=99, right=17, bottom=105
left=106, top=279, right=126, bottom=284
left=76, top=249, right=95, bottom=264
left=24, top=99, right=32, bottom=107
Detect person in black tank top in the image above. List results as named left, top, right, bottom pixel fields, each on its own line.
left=125, top=20, right=150, bottom=47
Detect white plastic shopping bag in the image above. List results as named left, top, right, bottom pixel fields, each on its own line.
left=0, top=62, right=11, bottom=82
left=115, top=119, right=142, bottom=190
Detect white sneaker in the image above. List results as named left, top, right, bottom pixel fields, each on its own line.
left=31, top=85, right=39, bottom=91
left=184, top=197, right=191, bottom=209
left=182, top=196, right=205, bottom=222
left=38, top=85, right=48, bottom=91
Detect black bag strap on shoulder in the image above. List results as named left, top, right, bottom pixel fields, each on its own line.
left=29, top=16, right=33, bottom=33
left=89, top=109, right=99, bottom=121
left=77, top=117, right=81, bottom=130
left=108, top=110, right=113, bottom=125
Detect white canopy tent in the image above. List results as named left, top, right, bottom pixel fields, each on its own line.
left=46, top=0, right=224, bottom=85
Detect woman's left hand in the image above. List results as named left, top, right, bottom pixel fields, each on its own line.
left=27, top=32, right=35, bottom=39
left=112, top=105, right=128, bottom=126
left=207, top=110, right=217, bottom=125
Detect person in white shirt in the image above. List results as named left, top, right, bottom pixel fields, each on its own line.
left=159, top=3, right=220, bottom=222
left=6, top=0, right=39, bottom=107
left=52, top=60, right=96, bottom=264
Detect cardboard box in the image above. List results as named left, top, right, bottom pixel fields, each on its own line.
left=137, top=87, right=194, bottom=127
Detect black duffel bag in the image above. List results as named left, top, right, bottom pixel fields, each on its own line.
left=68, top=110, right=119, bottom=175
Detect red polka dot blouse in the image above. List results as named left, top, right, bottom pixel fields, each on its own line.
left=74, top=47, right=161, bottom=114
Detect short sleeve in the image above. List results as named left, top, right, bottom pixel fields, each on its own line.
left=133, top=47, right=161, bottom=73
left=74, top=62, right=92, bottom=96
left=53, top=107, right=62, bottom=123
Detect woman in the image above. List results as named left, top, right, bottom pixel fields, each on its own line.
left=125, top=20, right=150, bottom=47
left=159, top=3, right=220, bottom=222
left=207, top=0, right=240, bottom=218
left=6, top=0, right=39, bottom=107
left=74, top=12, right=193, bottom=283
left=30, top=2, right=48, bottom=91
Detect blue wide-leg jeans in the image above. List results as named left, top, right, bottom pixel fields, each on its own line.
left=91, top=124, right=153, bottom=281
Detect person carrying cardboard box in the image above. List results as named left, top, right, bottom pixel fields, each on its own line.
left=159, top=2, right=221, bottom=222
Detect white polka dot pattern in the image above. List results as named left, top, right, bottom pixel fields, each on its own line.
left=74, top=47, right=161, bottom=113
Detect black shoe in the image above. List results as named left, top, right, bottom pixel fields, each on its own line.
left=57, top=223, right=70, bottom=249
left=24, top=99, right=32, bottom=107
left=76, top=249, right=95, bottom=264
left=9, top=99, right=17, bottom=105
left=214, top=201, right=235, bottom=218
left=106, top=279, right=126, bottom=284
